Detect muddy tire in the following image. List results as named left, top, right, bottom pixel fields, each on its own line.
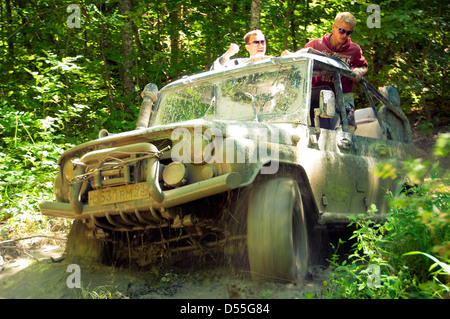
left=247, top=178, right=309, bottom=282
left=64, top=220, right=106, bottom=263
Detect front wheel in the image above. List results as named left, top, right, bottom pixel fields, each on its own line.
left=247, top=178, right=309, bottom=282
left=64, top=220, right=106, bottom=263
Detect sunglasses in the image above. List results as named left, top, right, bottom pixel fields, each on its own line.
left=251, top=40, right=265, bottom=46
left=337, top=27, right=353, bottom=36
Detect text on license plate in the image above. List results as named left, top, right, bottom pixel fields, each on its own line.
left=88, top=182, right=149, bottom=207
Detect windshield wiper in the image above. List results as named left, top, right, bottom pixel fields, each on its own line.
left=237, top=88, right=259, bottom=122
left=202, top=96, right=216, bottom=118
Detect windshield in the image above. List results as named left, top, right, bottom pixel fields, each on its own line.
left=152, top=58, right=311, bottom=125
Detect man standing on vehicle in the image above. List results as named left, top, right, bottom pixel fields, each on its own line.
left=212, top=29, right=269, bottom=70
left=304, top=12, right=368, bottom=133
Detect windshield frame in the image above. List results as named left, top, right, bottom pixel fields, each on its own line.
left=151, top=56, right=315, bottom=126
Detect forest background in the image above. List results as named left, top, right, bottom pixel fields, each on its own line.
left=0, top=0, right=448, bottom=298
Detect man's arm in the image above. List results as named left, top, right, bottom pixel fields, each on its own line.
left=351, top=44, right=368, bottom=82
left=212, top=43, right=239, bottom=70
left=352, top=66, right=367, bottom=82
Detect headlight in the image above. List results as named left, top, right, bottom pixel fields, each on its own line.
left=163, top=162, right=187, bottom=188
left=62, top=158, right=77, bottom=183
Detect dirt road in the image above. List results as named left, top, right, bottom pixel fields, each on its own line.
left=0, top=243, right=330, bottom=299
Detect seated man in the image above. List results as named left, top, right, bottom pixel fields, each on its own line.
left=212, top=29, right=270, bottom=70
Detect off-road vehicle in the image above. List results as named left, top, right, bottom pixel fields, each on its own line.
left=40, top=50, right=415, bottom=282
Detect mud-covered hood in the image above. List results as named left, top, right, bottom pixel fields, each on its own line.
left=57, top=118, right=299, bottom=164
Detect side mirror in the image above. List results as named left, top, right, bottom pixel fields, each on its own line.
left=319, top=90, right=336, bottom=118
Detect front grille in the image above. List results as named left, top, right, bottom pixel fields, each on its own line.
left=80, top=140, right=172, bottom=190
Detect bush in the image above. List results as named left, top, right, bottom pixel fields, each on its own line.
left=0, top=109, right=72, bottom=238
left=326, top=134, right=449, bottom=299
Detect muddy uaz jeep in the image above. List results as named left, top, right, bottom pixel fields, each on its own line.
left=40, top=51, right=415, bottom=282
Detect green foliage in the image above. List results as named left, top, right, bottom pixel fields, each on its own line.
left=78, top=283, right=128, bottom=299
left=403, top=251, right=450, bottom=299
left=434, top=133, right=450, bottom=158
left=0, top=107, right=71, bottom=236
left=0, top=2, right=447, bottom=295
left=327, top=136, right=450, bottom=298
left=2, top=1, right=448, bottom=135
left=259, top=289, right=273, bottom=299
left=327, top=208, right=418, bottom=299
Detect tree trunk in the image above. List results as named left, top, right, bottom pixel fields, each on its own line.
left=5, top=0, right=14, bottom=58
left=303, top=0, right=310, bottom=45
left=290, top=1, right=298, bottom=52
left=119, top=0, right=135, bottom=106
left=249, top=0, right=261, bottom=29
left=167, top=1, right=181, bottom=67
left=230, top=0, right=235, bottom=42
left=284, top=0, right=298, bottom=51
left=284, top=0, right=292, bottom=50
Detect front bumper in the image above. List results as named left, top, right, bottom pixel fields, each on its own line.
left=40, top=171, right=242, bottom=220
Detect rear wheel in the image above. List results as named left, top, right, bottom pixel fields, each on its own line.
left=247, top=178, right=309, bottom=282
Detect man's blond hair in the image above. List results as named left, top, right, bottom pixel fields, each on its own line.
left=334, top=12, right=357, bottom=28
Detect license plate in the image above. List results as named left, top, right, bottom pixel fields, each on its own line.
left=89, top=182, right=149, bottom=207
